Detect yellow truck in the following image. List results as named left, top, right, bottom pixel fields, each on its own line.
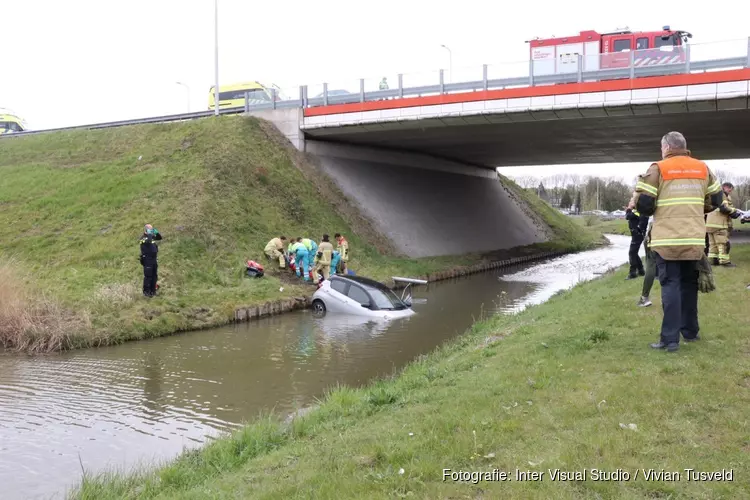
left=0, top=109, right=27, bottom=134
left=207, top=82, right=280, bottom=110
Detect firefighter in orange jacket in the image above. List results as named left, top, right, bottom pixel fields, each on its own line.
left=334, top=233, right=349, bottom=274
left=705, top=182, right=743, bottom=267
left=631, top=131, right=722, bottom=353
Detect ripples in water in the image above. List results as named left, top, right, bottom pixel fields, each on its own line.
left=0, top=235, right=631, bottom=499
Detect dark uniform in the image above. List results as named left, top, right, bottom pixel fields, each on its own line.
left=140, top=230, right=162, bottom=297
left=625, top=208, right=649, bottom=279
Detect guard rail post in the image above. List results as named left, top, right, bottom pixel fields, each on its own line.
left=685, top=44, right=691, bottom=73
left=323, top=83, right=328, bottom=106
left=746, top=36, right=750, bottom=67
left=359, top=79, right=365, bottom=102
left=482, top=64, right=488, bottom=91
left=439, top=69, right=444, bottom=94
left=577, top=54, right=583, bottom=83
left=271, top=88, right=277, bottom=109
left=302, top=85, right=308, bottom=108
left=398, top=74, right=403, bottom=98
left=528, top=60, right=534, bottom=86
left=244, top=92, right=249, bottom=113
left=629, top=51, right=635, bottom=79
left=298, top=86, right=304, bottom=108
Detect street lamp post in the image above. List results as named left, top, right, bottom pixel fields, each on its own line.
left=440, top=44, right=453, bottom=83
left=214, top=0, right=220, bottom=116
left=176, top=82, right=191, bottom=112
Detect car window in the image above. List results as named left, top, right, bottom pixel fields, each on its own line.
left=330, top=279, right=348, bottom=295
left=347, top=285, right=370, bottom=306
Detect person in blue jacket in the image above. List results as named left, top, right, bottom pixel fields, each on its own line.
left=292, top=238, right=310, bottom=281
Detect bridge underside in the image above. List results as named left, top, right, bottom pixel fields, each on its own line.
left=303, top=108, right=750, bottom=167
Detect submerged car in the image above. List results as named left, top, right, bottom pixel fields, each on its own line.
left=311, top=275, right=425, bottom=319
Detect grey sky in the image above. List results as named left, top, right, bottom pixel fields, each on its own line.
left=2, top=0, right=748, bottom=179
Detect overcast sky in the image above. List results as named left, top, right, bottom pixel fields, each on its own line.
left=2, top=0, right=748, bottom=179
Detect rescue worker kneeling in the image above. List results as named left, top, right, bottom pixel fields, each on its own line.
left=291, top=237, right=310, bottom=281
left=705, top=182, right=743, bottom=267
left=314, top=234, right=335, bottom=283
left=300, top=237, right=318, bottom=273
left=264, top=236, right=287, bottom=269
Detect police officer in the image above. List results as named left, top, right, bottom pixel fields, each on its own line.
left=624, top=202, right=649, bottom=279
left=139, top=224, right=163, bottom=298
left=631, top=132, right=722, bottom=352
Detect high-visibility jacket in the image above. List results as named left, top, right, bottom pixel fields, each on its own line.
left=316, top=241, right=334, bottom=265
left=706, top=192, right=739, bottom=232
left=337, top=237, right=349, bottom=262
left=633, top=151, right=721, bottom=261
left=291, top=242, right=306, bottom=254
left=301, top=238, right=316, bottom=252
left=264, top=237, right=284, bottom=253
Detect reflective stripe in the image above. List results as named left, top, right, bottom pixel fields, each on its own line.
left=656, top=197, right=704, bottom=207
left=706, top=223, right=726, bottom=228
left=636, top=182, right=658, bottom=196
left=707, top=181, right=721, bottom=194
left=707, top=253, right=718, bottom=258
left=633, top=210, right=640, bottom=216
left=650, top=238, right=706, bottom=247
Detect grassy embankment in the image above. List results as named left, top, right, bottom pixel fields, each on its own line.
left=573, top=215, right=630, bottom=236
left=0, top=116, right=597, bottom=352
left=72, top=246, right=750, bottom=499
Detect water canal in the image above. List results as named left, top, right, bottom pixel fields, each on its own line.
left=0, top=235, right=631, bottom=499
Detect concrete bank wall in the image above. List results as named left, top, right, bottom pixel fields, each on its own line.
left=305, top=140, right=550, bottom=258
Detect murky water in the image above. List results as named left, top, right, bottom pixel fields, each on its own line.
left=0, top=235, right=630, bottom=499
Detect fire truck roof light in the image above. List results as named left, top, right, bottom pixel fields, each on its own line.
left=663, top=25, right=671, bottom=31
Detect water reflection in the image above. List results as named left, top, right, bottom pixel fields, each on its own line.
left=0, top=235, right=629, bottom=499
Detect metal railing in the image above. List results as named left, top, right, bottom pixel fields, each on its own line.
left=2, top=38, right=749, bottom=139
left=250, top=37, right=750, bottom=112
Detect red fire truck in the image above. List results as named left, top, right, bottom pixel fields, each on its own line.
left=527, top=26, right=692, bottom=76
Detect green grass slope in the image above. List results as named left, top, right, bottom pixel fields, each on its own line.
left=0, top=116, right=596, bottom=351
left=72, top=246, right=750, bottom=500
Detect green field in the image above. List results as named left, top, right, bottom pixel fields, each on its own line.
left=0, top=116, right=596, bottom=352
left=72, top=245, right=750, bottom=499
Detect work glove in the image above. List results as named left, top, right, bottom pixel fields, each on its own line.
left=730, top=210, right=743, bottom=219
left=696, top=255, right=715, bottom=294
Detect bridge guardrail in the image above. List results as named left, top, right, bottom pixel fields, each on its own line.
left=2, top=38, right=749, bottom=138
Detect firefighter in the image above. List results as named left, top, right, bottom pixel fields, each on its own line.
left=335, top=233, right=349, bottom=274
left=705, top=182, right=743, bottom=267
left=624, top=200, right=649, bottom=279
left=314, top=234, right=335, bottom=283
left=379, top=77, right=389, bottom=90
left=264, top=236, right=287, bottom=269
left=631, top=131, right=722, bottom=352
left=291, top=237, right=309, bottom=281
left=139, top=224, right=163, bottom=298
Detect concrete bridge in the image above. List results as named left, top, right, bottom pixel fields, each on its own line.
left=246, top=43, right=750, bottom=257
